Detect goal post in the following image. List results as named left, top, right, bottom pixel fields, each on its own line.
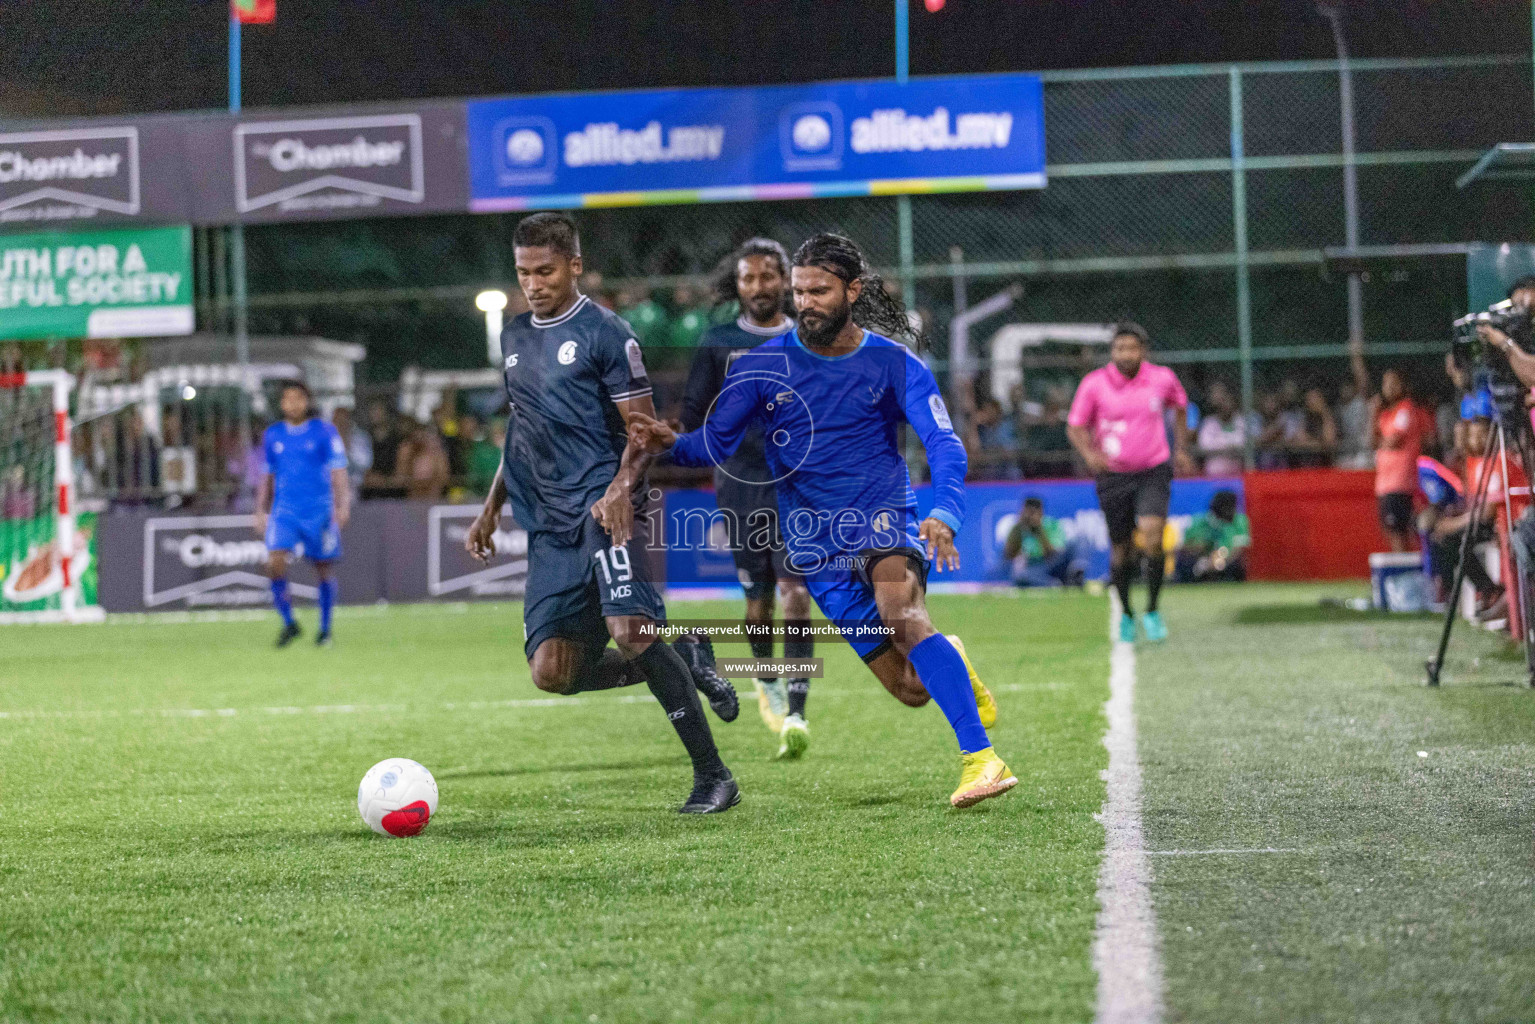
left=0, top=369, right=102, bottom=624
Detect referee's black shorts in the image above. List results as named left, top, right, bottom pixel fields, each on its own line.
left=1095, top=461, right=1174, bottom=546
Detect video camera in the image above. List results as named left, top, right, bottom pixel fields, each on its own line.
left=1452, top=299, right=1533, bottom=436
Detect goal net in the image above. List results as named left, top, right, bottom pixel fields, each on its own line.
left=0, top=370, right=101, bottom=623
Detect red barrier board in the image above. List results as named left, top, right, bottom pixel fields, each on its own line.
left=1244, top=469, right=1389, bottom=581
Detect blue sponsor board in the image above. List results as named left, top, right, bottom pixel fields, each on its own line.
left=662, top=478, right=1244, bottom=589
left=466, top=74, right=1045, bottom=211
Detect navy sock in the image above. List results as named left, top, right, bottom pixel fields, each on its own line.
left=271, top=578, right=294, bottom=627
left=748, top=628, right=775, bottom=691
left=635, top=640, right=726, bottom=778
left=1145, top=552, right=1165, bottom=613
left=565, top=648, right=645, bottom=693
left=907, top=633, right=989, bottom=754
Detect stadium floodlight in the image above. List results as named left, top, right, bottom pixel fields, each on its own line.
left=475, top=289, right=509, bottom=367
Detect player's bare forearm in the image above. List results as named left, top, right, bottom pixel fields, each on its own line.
left=482, top=463, right=507, bottom=513
left=330, top=468, right=351, bottom=527
left=256, top=474, right=274, bottom=516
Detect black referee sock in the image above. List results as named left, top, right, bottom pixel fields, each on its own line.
left=784, top=618, right=814, bottom=718
left=564, top=648, right=645, bottom=693
left=1112, top=560, right=1135, bottom=617
left=1146, top=552, right=1165, bottom=614
left=636, top=640, right=727, bottom=779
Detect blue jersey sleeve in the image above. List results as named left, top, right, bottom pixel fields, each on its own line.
left=261, top=426, right=277, bottom=475
left=321, top=422, right=348, bottom=472
left=901, top=352, right=967, bottom=535
left=670, top=366, right=764, bottom=468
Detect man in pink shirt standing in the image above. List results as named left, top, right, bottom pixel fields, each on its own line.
left=1067, top=323, right=1195, bottom=643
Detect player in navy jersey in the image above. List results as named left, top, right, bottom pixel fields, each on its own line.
left=629, top=233, right=1014, bottom=809
left=681, top=238, right=817, bottom=758
left=463, top=212, right=740, bottom=815
left=256, top=381, right=349, bottom=647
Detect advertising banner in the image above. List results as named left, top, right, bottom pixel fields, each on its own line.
left=0, top=510, right=99, bottom=617
left=663, top=478, right=1244, bottom=589
left=0, top=224, right=193, bottom=340
left=466, top=74, right=1045, bottom=210
left=0, top=118, right=197, bottom=229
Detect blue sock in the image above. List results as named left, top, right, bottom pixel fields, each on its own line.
left=907, top=633, right=990, bottom=754
left=271, top=578, right=294, bottom=628
left=318, top=578, right=337, bottom=634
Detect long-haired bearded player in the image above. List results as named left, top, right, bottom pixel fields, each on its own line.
left=629, top=233, right=1014, bottom=809
left=681, top=238, right=817, bottom=759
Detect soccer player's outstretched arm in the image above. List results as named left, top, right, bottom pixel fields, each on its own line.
left=629, top=367, right=763, bottom=468
left=253, top=428, right=275, bottom=538
left=901, top=353, right=968, bottom=571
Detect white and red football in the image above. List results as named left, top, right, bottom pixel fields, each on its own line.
left=357, top=758, right=438, bottom=837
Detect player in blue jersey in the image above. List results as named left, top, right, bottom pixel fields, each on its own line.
left=681, top=238, right=818, bottom=758
left=256, top=381, right=349, bottom=648
left=462, top=212, right=740, bottom=815
left=629, top=233, right=1013, bottom=809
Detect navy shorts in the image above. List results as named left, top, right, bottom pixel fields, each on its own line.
left=717, top=477, right=802, bottom=602
left=265, top=509, right=341, bottom=562
left=521, top=512, right=666, bottom=660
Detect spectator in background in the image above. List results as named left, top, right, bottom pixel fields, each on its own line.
left=331, top=406, right=372, bottom=497
left=395, top=419, right=450, bottom=500
left=1196, top=380, right=1247, bottom=476
left=1337, top=345, right=1374, bottom=469
left=1369, top=367, right=1435, bottom=552
left=1174, top=489, right=1250, bottom=582
left=225, top=419, right=268, bottom=512
left=468, top=418, right=504, bottom=496
left=669, top=284, right=710, bottom=350
left=1285, top=387, right=1338, bottom=468
left=617, top=287, right=669, bottom=349
left=363, top=400, right=404, bottom=499
left=1254, top=392, right=1288, bottom=470
left=1003, top=497, right=1086, bottom=587
left=1021, top=384, right=1075, bottom=477
left=966, top=397, right=1020, bottom=480
left=450, top=411, right=480, bottom=484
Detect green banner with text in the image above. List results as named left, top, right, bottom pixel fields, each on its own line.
left=0, top=224, right=194, bottom=341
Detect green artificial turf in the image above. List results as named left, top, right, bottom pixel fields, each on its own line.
left=1139, top=583, right=1535, bottom=1024
left=0, top=593, right=1108, bottom=1024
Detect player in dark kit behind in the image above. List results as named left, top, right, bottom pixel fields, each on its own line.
left=682, top=239, right=817, bottom=759
left=464, top=212, right=740, bottom=814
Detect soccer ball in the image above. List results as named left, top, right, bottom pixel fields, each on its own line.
left=357, top=758, right=439, bottom=837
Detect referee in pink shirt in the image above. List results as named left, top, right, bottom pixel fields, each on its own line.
left=1067, top=323, right=1195, bottom=643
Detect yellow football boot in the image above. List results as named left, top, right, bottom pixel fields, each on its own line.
left=945, top=634, right=997, bottom=729
left=950, top=747, right=1018, bottom=808
left=754, top=678, right=787, bottom=734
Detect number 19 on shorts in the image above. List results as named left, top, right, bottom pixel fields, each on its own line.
left=594, top=545, right=633, bottom=599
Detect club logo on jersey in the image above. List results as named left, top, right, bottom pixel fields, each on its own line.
left=929, top=394, right=953, bottom=431
left=273, top=441, right=284, bottom=454
left=1149, top=396, right=1163, bottom=413
left=624, top=338, right=646, bottom=377
left=558, top=340, right=578, bottom=365
left=504, top=353, right=518, bottom=369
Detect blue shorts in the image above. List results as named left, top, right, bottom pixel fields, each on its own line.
left=522, top=513, right=666, bottom=660
left=804, top=545, right=929, bottom=663
left=265, top=509, right=342, bottom=562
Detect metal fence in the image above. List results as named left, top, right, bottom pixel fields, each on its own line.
left=27, top=52, right=1535, bottom=501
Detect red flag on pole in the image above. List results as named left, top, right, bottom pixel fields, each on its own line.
left=232, top=0, right=275, bottom=24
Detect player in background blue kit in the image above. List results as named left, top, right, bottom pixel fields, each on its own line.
left=629, top=234, right=1014, bottom=809
left=256, top=381, right=350, bottom=648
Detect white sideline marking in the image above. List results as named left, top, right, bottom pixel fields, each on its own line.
left=1149, top=847, right=1300, bottom=857
left=1093, top=595, right=1164, bottom=1024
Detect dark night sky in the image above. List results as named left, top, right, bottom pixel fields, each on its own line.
left=0, top=0, right=1530, bottom=117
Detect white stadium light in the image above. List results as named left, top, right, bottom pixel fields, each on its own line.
left=476, top=289, right=509, bottom=366
left=474, top=289, right=508, bottom=312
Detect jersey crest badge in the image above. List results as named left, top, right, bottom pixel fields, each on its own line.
left=929, top=394, right=953, bottom=431
left=558, top=341, right=578, bottom=365
left=624, top=338, right=646, bottom=377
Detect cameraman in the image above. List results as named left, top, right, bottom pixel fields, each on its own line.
left=1476, top=276, right=1535, bottom=390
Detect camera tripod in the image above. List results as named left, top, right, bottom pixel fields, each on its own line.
left=1425, top=416, right=1535, bottom=687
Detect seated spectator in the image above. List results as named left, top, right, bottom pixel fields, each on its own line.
left=1021, top=385, right=1075, bottom=477
left=1285, top=387, right=1338, bottom=468
left=1254, top=392, right=1288, bottom=470
left=1197, top=381, right=1246, bottom=476
left=966, top=397, right=1020, bottom=480
left=332, top=406, right=372, bottom=497
left=467, top=418, right=504, bottom=496
left=1174, top=490, right=1250, bottom=583
left=1417, top=445, right=1502, bottom=615
left=363, top=400, right=405, bottom=499
left=395, top=420, right=450, bottom=500
left=1003, top=497, right=1086, bottom=587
